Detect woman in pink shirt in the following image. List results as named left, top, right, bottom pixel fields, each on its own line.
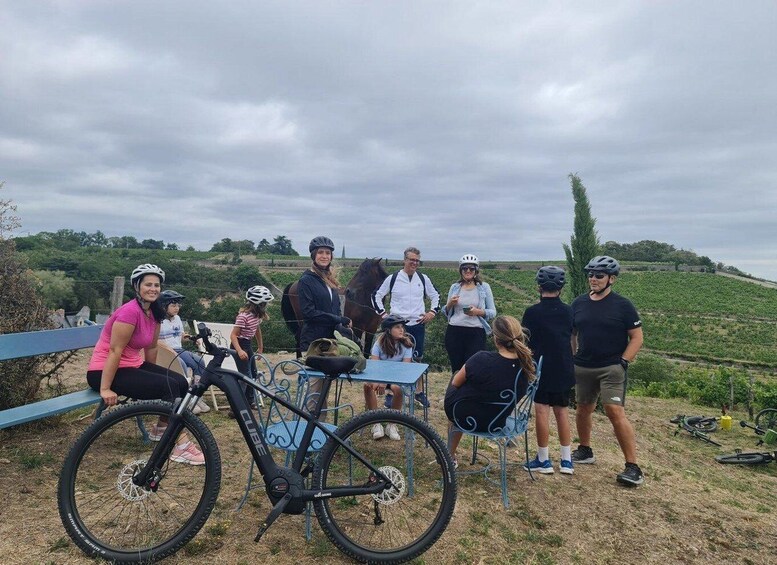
left=86, top=263, right=204, bottom=465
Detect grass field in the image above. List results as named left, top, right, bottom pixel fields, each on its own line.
left=0, top=351, right=775, bottom=565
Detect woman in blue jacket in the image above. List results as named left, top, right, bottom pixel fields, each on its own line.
left=441, top=254, right=497, bottom=374
left=298, top=236, right=352, bottom=416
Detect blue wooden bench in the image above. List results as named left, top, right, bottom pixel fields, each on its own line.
left=0, top=325, right=104, bottom=430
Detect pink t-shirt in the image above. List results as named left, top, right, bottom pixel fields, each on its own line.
left=234, top=311, right=261, bottom=340
left=88, top=300, right=159, bottom=371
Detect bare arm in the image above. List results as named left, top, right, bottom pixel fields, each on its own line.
left=622, top=327, right=644, bottom=362
left=231, top=325, right=248, bottom=360
left=100, top=321, right=135, bottom=406
left=450, top=366, right=467, bottom=388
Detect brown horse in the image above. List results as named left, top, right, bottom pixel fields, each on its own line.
left=281, top=258, right=388, bottom=357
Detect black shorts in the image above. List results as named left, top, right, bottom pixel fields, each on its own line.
left=534, top=388, right=571, bottom=408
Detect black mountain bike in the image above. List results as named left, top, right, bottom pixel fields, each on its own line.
left=670, top=414, right=722, bottom=446
left=715, top=450, right=776, bottom=465
left=58, top=323, right=457, bottom=564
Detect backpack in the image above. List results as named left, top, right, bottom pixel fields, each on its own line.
left=300, top=332, right=366, bottom=374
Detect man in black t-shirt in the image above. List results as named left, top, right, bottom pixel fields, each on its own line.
left=571, top=256, right=644, bottom=486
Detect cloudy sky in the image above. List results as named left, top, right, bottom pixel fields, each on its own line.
left=2, top=1, right=776, bottom=279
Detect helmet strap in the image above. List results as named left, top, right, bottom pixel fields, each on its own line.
left=592, top=280, right=612, bottom=295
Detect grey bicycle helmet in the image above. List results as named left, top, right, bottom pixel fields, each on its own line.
left=246, top=285, right=274, bottom=305
left=459, top=254, right=479, bottom=268
left=584, top=255, right=620, bottom=275
left=536, top=266, right=566, bottom=290
left=381, top=314, right=408, bottom=331
left=131, top=263, right=165, bottom=288
left=159, top=290, right=185, bottom=307
left=309, top=236, right=335, bottom=256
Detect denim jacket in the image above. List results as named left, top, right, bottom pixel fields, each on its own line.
left=442, top=282, right=497, bottom=335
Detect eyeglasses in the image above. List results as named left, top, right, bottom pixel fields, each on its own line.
left=461, top=266, right=477, bottom=272
left=587, top=272, right=607, bottom=279
left=404, top=257, right=420, bottom=264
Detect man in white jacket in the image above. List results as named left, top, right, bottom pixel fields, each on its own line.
left=371, top=246, right=440, bottom=360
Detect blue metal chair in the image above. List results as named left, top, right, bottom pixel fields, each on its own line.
left=237, top=357, right=353, bottom=539
left=448, top=357, right=543, bottom=508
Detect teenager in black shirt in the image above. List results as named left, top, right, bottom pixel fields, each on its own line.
left=521, top=266, right=575, bottom=475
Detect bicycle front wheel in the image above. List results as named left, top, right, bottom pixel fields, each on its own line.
left=755, top=408, right=777, bottom=431
left=313, top=410, right=457, bottom=564
left=58, top=401, right=221, bottom=563
left=715, top=452, right=769, bottom=465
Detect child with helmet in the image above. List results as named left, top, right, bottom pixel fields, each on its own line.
left=229, top=285, right=274, bottom=410
left=86, top=263, right=205, bottom=465
left=365, top=314, right=414, bottom=440
left=521, top=266, right=575, bottom=475
left=158, top=289, right=210, bottom=414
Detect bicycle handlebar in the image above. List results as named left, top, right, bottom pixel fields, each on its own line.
left=195, top=322, right=238, bottom=359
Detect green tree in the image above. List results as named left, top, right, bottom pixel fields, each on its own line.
left=562, top=173, right=600, bottom=298
left=32, top=270, right=78, bottom=310
left=256, top=238, right=271, bottom=253
left=210, top=238, right=234, bottom=252
left=270, top=235, right=298, bottom=256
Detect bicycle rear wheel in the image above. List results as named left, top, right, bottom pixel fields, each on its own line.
left=58, top=401, right=221, bottom=563
left=686, top=416, right=718, bottom=433
left=755, top=408, right=777, bottom=431
left=313, top=410, right=457, bottom=563
left=715, top=452, right=770, bottom=465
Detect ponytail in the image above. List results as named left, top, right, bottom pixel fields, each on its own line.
left=492, top=315, right=536, bottom=381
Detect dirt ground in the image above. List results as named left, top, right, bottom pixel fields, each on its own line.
left=1, top=352, right=775, bottom=565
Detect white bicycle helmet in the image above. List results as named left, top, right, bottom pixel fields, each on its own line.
left=459, top=254, right=479, bottom=268
left=131, top=263, right=165, bottom=288
left=246, top=285, right=274, bottom=305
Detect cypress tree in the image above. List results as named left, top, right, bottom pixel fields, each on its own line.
left=562, top=174, right=600, bottom=298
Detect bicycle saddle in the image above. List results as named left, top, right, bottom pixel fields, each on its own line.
left=305, top=355, right=358, bottom=375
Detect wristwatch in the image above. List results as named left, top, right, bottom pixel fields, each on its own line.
left=620, top=357, right=630, bottom=369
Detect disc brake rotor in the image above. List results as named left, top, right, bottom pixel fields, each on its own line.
left=116, top=459, right=152, bottom=501
left=371, top=466, right=406, bottom=505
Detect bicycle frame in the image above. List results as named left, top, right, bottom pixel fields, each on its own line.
left=132, top=342, right=394, bottom=502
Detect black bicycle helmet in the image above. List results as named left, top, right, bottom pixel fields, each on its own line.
left=130, top=263, right=165, bottom=289
left=381, top=314, right=408, bottom=331
left=536, top=266, right=566, bottom=291
left=159, top=290, right=185, bottom=307
left=309, top=236, right=335, bottom=256
left=584, top=255, right=620, bottom=275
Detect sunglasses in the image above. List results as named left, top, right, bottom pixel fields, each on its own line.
left=461, top=266, right=477, bottom=272
left=587, top=272, right=608, bottom=279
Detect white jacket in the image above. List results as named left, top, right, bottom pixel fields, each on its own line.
left=371, top=270, right=440, bottom=326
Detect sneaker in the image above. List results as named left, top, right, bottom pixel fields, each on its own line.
left=170, top=441, right=206, bottom=465
left=191, top=399, right=210, bottom=415
left=383, top=393, right=393, bottom=409
left=523, top=456, right=554, bottom=474
left=372, top=423, right=385, bottom=440
left=414, top=392, right=431, bottom=408
left=616, top=463, right=644, bottom=486
left=385, top=423, right=401, bottom=441
left=572, top=445, right=596, bottom=464
left=148, top=424, right=167, bottom=442
left=560, top=459, right=574, bottom=475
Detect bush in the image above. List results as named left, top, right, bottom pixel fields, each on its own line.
left=628, top=353, right=675, bottom=385
left=0, top=240, right=63, bottom=409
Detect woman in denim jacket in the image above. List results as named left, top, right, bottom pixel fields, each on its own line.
left=441, top=254, right=497, bottom=374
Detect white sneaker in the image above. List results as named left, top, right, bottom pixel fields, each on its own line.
left=192, top=399, right=210, bottom=414
left=372, top=423, right=385, bottom=440
left=385, top=423, right=401, bottom=441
